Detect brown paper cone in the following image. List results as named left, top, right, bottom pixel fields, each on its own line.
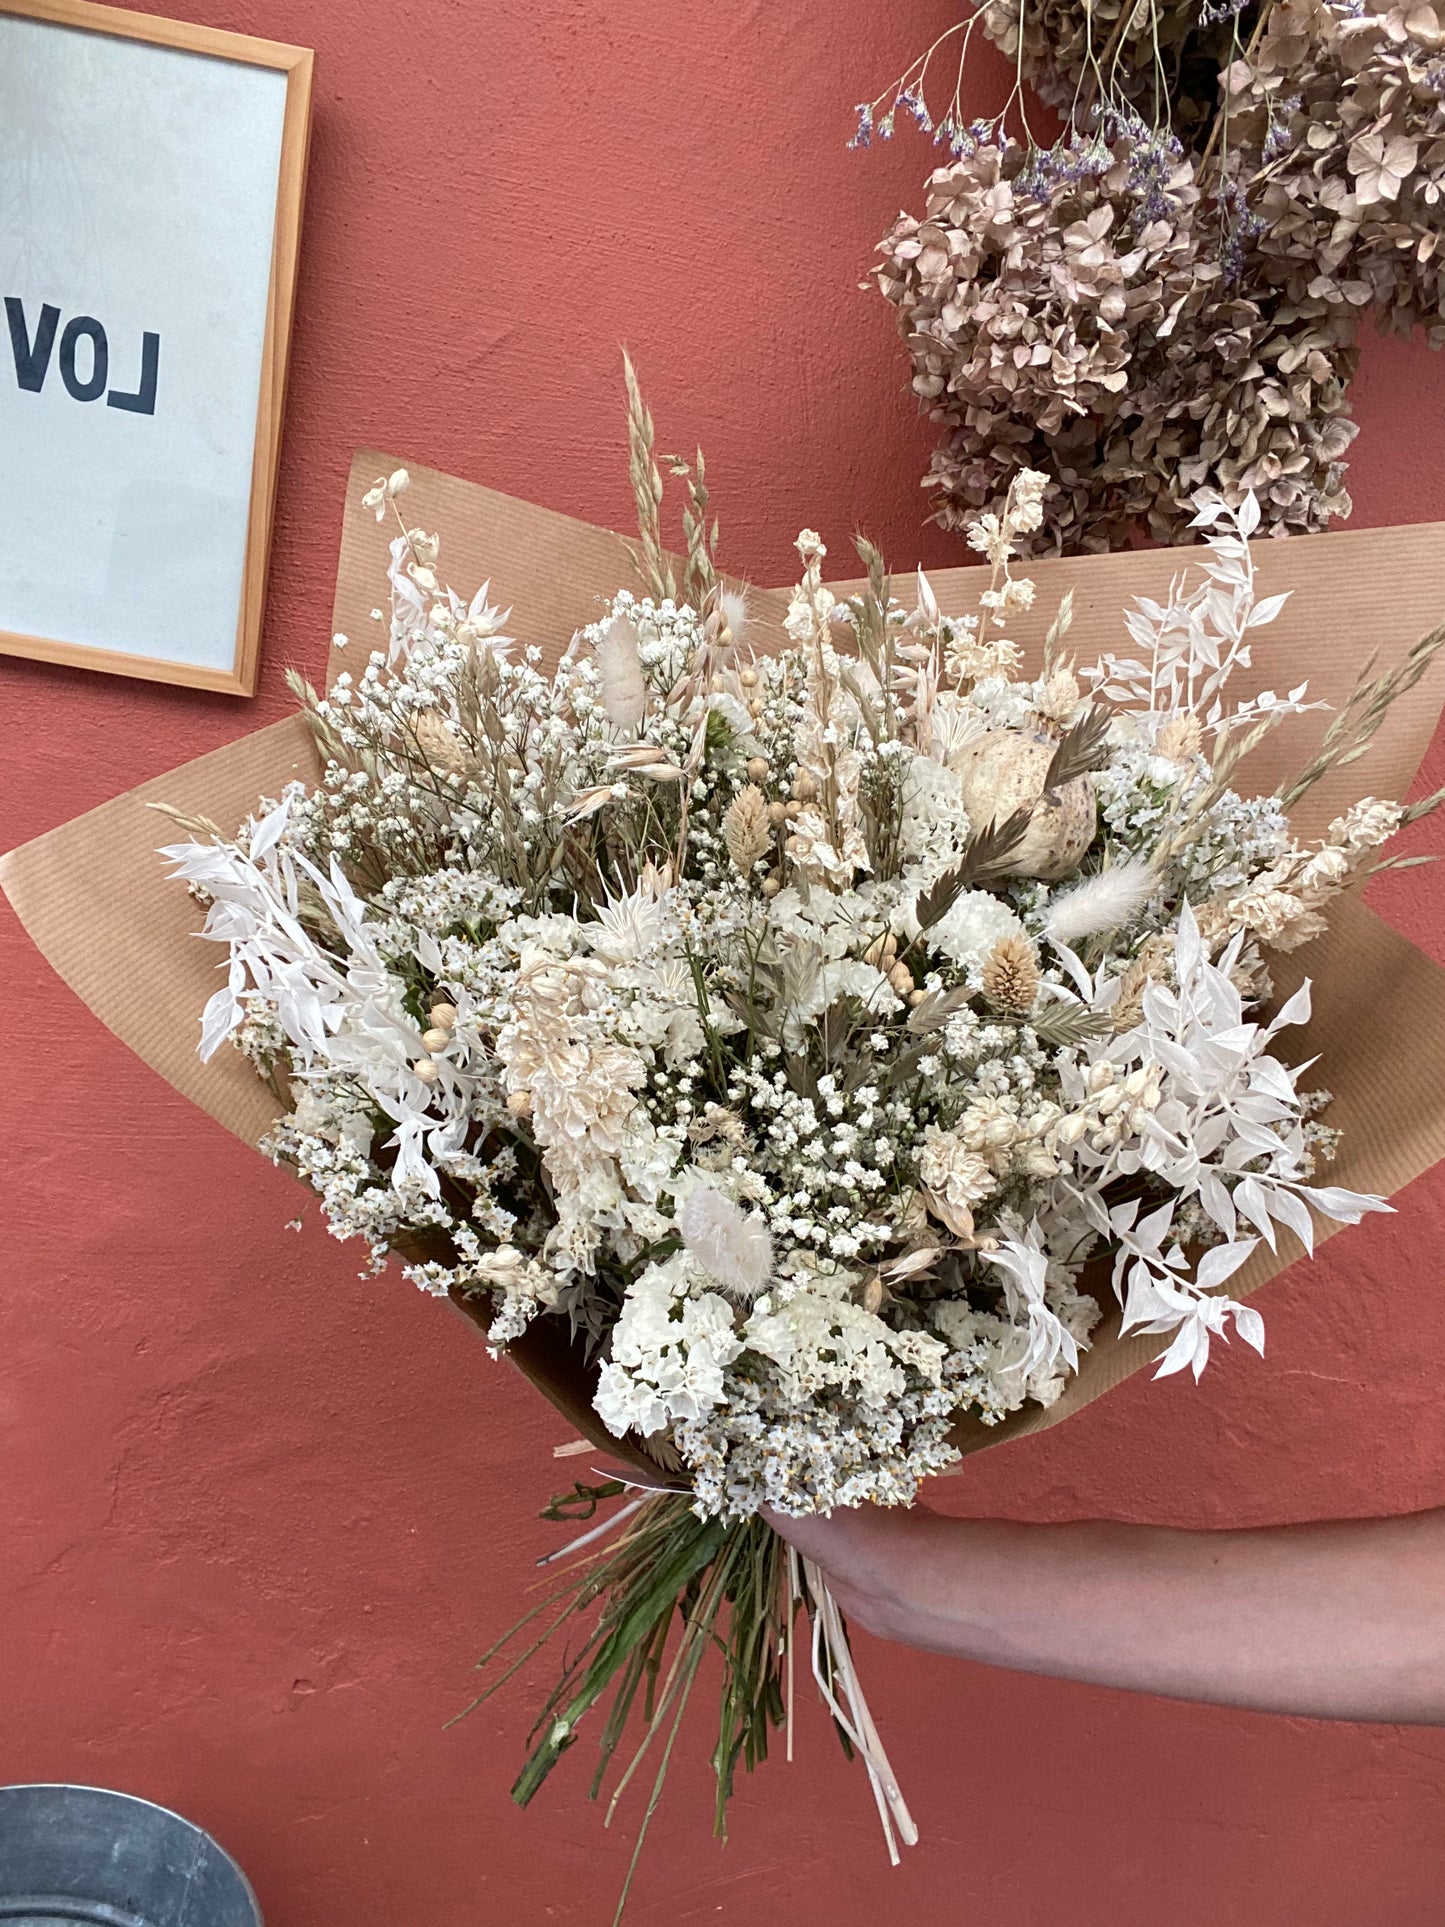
left=6, top=447, right=1445, bottom=1477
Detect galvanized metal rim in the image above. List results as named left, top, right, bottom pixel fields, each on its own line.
left=0, top=1785, right=261, bottom=1927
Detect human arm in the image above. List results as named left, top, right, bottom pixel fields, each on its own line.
left=765, top=1501, right=1445, bottom=1724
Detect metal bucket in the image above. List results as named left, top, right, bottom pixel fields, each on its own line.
left=0, top=1785, right=261, bottom=1927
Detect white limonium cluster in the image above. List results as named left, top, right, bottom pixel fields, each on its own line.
left=164, top=462, right=1429, bottom=1519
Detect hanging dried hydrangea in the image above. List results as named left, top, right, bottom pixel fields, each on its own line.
left=1223, top=0, right=1445, bottom=346
left=875, top=126, right=1359, bottom=552
left=860, top=0, right=1445, bottom=552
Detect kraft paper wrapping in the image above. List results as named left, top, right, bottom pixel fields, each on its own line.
left=6, top=446, right=1445, bottom=1479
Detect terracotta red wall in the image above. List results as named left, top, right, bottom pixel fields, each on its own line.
left=4, top=4, right=1445, bottom=1923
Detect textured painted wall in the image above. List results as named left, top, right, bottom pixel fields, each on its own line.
left=3, top=4, right=1445, bottom=1923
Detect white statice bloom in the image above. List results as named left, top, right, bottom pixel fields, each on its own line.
left=767, top=885, right=887, bottom=962
left=594, top=1252, right=744, bottom=1437
left=782, top=957, right=900, bottom=1035
left=739, top=1261, right=946, bottom=1412
left=895, top=883, right=1025, bottom=969
left=898, top=750, right=973, bottom=873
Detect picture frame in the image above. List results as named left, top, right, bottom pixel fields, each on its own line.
left=0, top=0, right=312, bottom=696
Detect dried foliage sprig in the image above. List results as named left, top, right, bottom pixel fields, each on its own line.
left=1279, top=620, right=1445, bottom=808
left=623, top=349, right=676, bottom=606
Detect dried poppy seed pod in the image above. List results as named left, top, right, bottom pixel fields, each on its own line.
left=745, top=756, right=770, bottom=783
left=907, top=987, right=929, bottom=1007
left=766, top=801, right=788, bottom=828
left=428, top=1002, right=458, bottom=1030
left=412, top=1058, right=440, bottom=1084
left=791, top=771, right=818, bottom=802
left=761, top=873, right=783, bottom=897
left=739, top=666, right=759, bottom=689
left=888, top=961, right=915, bottom=996
left=421, top=1027, right=451, bottom=1054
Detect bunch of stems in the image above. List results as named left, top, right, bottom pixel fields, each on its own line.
left=456, top=1487, right=816, bottom=1924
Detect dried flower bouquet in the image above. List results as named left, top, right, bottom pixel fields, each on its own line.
left=134, top=381, right=1445, bottom=1907
left=5, top=396, right=1445, bottom=1919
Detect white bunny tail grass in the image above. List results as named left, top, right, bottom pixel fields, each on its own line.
left=1045, top=860, right=1158, bottom=946
left=595, top=611, right=648, bottom=731
left=677, top=1184, right=774, bottom=1298
left=719, top=588, right=749, bottom=649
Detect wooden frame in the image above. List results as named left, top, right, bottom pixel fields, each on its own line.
left=0, top=0, right=313, bottom=695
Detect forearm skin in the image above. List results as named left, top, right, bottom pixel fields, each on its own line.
left=769, top=1504, right=1445, bottom=1724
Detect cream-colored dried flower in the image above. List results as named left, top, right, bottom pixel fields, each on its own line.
left=1299, top=846, right=1352, bottom=894
left=688, top=1104, right=747, bottom=1150
left=981, top=576, right=1037, bottom=619
left=1033, top=666, right=1082, bottom=729
left=414, top=708, right=470, bottom=778
left=981, top=933, right=1041, bottom=1015
left=1156, top=714, right=1204, bottom=762
left=944, top=624, right=1023, bottom=685
left=917, top=1130, right=998, bottom=1233
left=1329, top=798, right=1403, bottom=853
left=953, top=1095, right=1025, bottom=1177
left=723, top=784, right=774, bottom=874
left=1228, top=886, right=1326, bottom=951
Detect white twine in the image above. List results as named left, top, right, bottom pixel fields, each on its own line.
left=785, top=1546, right=799, bottom=1766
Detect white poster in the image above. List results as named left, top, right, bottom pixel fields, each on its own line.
left=0, top=5, right=307, bottom=691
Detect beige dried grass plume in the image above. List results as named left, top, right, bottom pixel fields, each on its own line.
left=723, top=784, right=773, bottom=874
